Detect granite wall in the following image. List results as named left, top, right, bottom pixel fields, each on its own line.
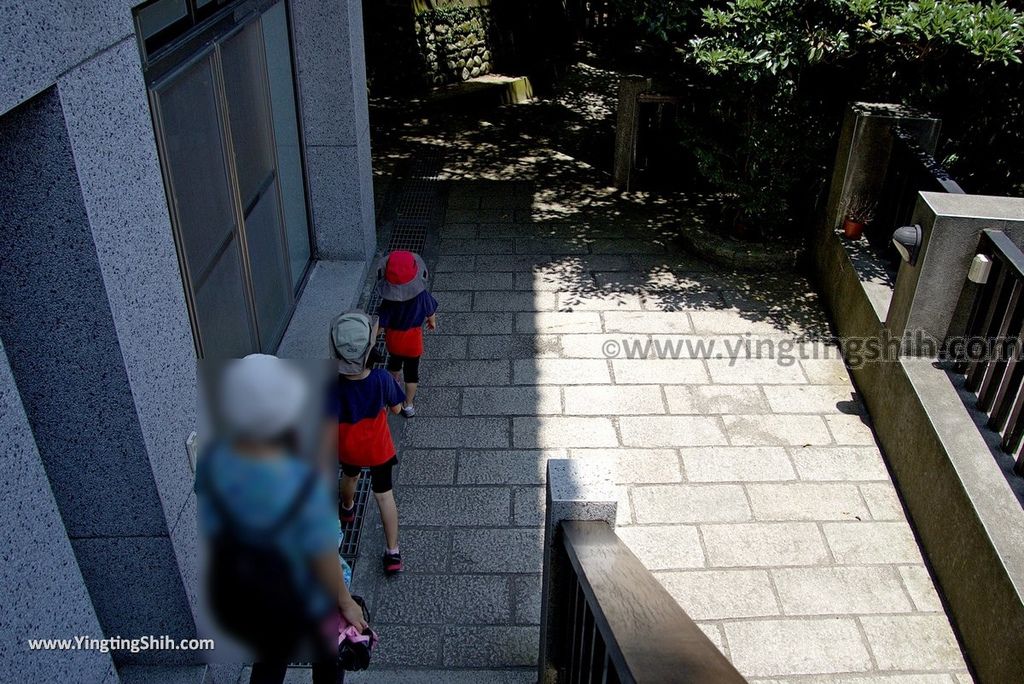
left=0, top=0, right=378, bottom=678
left=0, top=339, right=116, bottom=682
left=364, top=0, right=499, bottom=90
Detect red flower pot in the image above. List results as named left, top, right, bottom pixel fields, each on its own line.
left=842, top=219, right=865, bottom=240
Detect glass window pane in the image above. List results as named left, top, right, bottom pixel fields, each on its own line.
left=194, top=241, right=258, bottom=357
left=154, top=53, right=257, bottom=356
left=155, top=56, right=237, bottom=279
left=219, top=18, right=293, bottom=350
left=137, top=0, right=188, bottom=40
left=244, top=187, right=292, bottom=349
left=262, top=0, right=312, bottom=290
left=220, top=21, right=277, bottom=206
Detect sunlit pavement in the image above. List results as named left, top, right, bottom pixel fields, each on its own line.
left=335, top=70, right=975, bottom=682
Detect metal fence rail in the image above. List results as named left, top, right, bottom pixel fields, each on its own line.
left=958, top=229, right=1024, bottom=475
left=556, top=521, right=746, bottom=684
left=874, top=127, right=964, bottom=242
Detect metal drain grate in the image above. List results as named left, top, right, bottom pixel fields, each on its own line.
left=388, top=222, right=430, bottom=252
left=338, top=471, right=373, bottom=564
left=340, top=151, right=445, bottom=569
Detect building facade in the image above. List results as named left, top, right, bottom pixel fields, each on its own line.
left=0, top=1, right=376, bottom=680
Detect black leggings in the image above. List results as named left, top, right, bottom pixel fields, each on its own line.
left=341, top=455, right=398, bottom=493
left=386, top=354, right=420, bottom=384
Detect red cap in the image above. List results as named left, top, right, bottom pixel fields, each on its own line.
left=385, top=251, right=418, bottom=285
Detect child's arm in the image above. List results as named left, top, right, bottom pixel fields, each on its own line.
left=383, top=369, right=407, bottom=412
left=425, top=291, right=439, bottom=330
left=312, top=551, right=368, bottom=629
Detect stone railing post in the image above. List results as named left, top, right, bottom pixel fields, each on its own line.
left=537, top=458, right=618, bottom=684
left=885, top=193, right=1024, bottom=353
left=821, top=102, right=941, bottom=239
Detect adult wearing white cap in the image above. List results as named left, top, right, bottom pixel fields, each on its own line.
left=197, top=354, right=367, bottom=684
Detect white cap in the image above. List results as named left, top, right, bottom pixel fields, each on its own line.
left=219, top=354, right=308, bottom=440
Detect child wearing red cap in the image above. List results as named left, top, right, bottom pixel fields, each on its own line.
left=375, top=251, right=438, bottom=417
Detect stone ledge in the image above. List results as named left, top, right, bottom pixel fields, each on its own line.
left=677, top=222, right=803, bottom=272
left=276, top=259, right=369, bottom=358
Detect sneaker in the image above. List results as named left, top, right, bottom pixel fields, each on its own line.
left=339, top=502, right=356, bottom=524
left=382, top=550, right=403, bottom=575
left=401, top=404, right=416, bottom=418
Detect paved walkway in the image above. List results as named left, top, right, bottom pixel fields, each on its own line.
left=339, top=69, right=975, bottom=683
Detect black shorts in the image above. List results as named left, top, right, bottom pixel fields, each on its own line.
left=340, top=455, right=398, bottom=493
left=386, top=354, right=420, bottom=384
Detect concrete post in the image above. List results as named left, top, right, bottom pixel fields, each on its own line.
left=886, top=192, right=1024, bottom=352
left=612, top=77, right=653, bottom=190
left=821, top=103, right=941, bottom=238
left=537, top=458, right=618, bottom=684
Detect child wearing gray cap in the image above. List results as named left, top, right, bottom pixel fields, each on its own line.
left=329, top=311, right=406, bottom=574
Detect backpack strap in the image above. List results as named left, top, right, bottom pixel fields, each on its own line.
left=268, top=468, right=320, bottom=537
left=202, top=452, right=320, bottom=539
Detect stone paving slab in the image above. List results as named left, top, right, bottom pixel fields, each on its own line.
left=468, top=334, right=562, bottom=359
left=701, top=523, right=832, bottom=567
left=442, top=627, right=539, bottom=668
left=375, top=574, right=512, bottom=624
left=431, top=291, right=474, bottom=312
left=658, top=569, right=781, bottom=620
left=455, top=449, right=559, bottom=485
left=665, top=384, right=773, bottom=414
left=680, top=446, right=795, bottom=482
left=723, top=618, right=873, bottom=677
left=450, top=528, right=544, bottom=573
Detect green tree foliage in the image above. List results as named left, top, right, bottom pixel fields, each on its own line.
left=610, top=0, right=1024, bottom=239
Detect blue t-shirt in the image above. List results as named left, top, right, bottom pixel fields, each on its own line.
left=330, top=369, right=406, bottom=423
left=195, top=444, right=352, bottom=618
left=377, top=290, right=439, bottom=331
left=328, top=370, right=406, bottom=466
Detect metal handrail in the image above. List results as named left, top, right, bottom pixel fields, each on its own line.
left=557, top=520, right=747, bottom=683
left=891, top=128, right=964, bottom=195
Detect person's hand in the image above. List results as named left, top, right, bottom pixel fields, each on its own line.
left=426, top=315, right=437, bottom=331
left=340, top=597, right=368, bottom=632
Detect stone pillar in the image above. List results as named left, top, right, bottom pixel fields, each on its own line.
left=886, top=192, right=1024, bottom=352
left=537, top=458, right=618, bottom=684
left=0, top=81, right=196, bottom=665
left=822, top=103, right=941, bottom=237
left=612, top=77, right=652, bottom=190
left=290, top=0, right=377, bottom=264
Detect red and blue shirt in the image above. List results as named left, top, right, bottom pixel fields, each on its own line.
left=331, top=370, right=405, bottom=467
left=377, top=291, right=439, bottom=358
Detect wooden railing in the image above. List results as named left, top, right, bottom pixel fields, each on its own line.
left=553, top=520, right=746, bottom=683
left=958, top=229, right=1024, bottom=476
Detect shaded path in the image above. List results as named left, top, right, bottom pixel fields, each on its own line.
left=344, top=68, right=973, bottom=682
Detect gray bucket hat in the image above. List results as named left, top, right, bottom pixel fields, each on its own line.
left=375, top=250, right=428, bottom=302
left=330, top=311, right=379, bottom=375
